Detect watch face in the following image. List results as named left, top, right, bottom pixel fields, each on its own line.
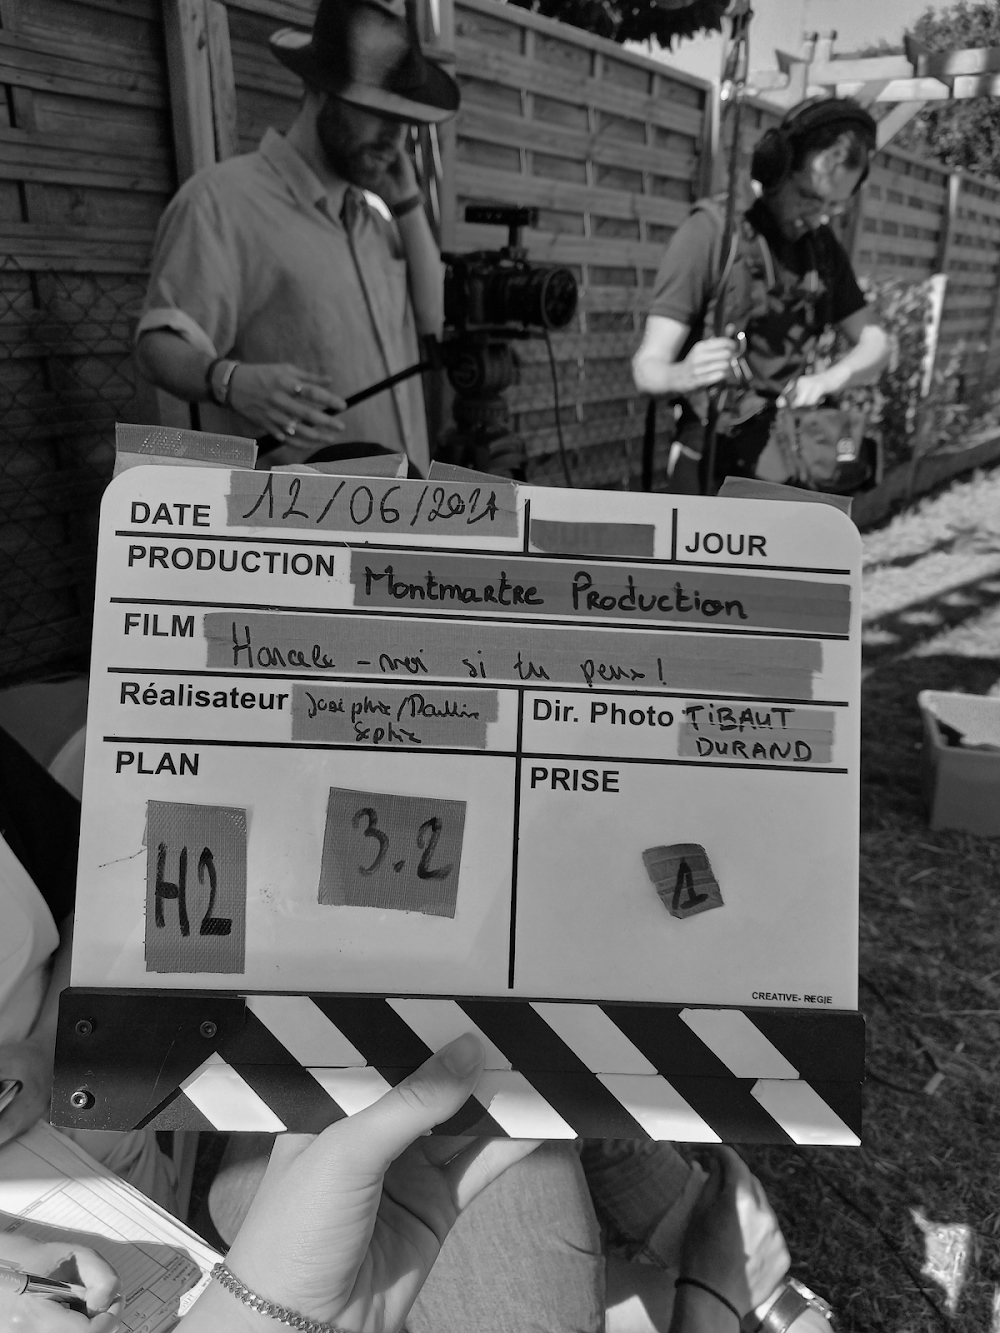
left=788, top=1280, right=833, bottom=1321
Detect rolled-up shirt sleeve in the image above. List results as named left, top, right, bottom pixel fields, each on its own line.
left=137, top=179, right=240, bottom=359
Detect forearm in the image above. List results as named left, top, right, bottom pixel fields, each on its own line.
left=633, top=348, right=697, bottom=397
left=135, top=330, right=214, bottom=403
left=28, top=914, right=73, bottom=1058
left=181, top=1280, right=269, bottom=1333
left=669, top=1283, right=742, bottom=1333
left=397, top=207, right=444, bottom=338
left=824, top=324, right=891, bottom=392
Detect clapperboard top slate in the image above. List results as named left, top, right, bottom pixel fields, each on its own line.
left=54, top=463, right=864, bottom=1145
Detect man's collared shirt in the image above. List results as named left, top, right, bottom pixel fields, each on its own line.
left=138, top=128, right=431, bottom=472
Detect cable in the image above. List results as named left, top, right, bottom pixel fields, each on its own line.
left=543, top=327, right=574, bottom=487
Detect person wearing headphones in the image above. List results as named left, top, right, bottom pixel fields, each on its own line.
left=633, top=97, right=891, bottom=490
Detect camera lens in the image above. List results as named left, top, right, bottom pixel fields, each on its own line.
left=537, top=268, right=578, bottom=330
left=486, top=266, right=578, bottom=329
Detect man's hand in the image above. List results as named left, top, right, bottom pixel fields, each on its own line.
left=0, top=1235, right=122, bottom=1331
left=227, top=364, right=348, bottom=450
left=787, top=369, right=841, bottom=408
left=0, top=1039, right=52, bottom=1149
left=678, top=1146, right=789, bottom=1318
left=377, top=148, right=420, bottom=210
left=675, top=338, right=738, bottom=394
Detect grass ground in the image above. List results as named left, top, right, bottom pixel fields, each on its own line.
left=742, top=467, right=1000, bottom=1332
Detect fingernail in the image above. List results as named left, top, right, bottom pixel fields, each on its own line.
left=440, top=1032, right=483, bottom=1077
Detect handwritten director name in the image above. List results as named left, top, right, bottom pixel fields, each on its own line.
left=354, top=553, right=851, bottom=637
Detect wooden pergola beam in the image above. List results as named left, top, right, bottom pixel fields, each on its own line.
left=833, top=78, right=951, bottom=102
left=909, top=41, right=1000, bottom=80
left=875, top=100, right=926, bottom=149
left=749, top=30, right=1000, bottom=148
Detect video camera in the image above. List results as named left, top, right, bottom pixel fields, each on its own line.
left=307, top=205, right=577, bottom=478
left=443, top=206, right=578, bottom=333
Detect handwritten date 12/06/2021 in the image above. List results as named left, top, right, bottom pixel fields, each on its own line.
left=230, top=473, right=514, bottom=535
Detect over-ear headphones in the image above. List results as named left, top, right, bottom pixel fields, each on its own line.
left=750, top=97, right=877, bottom=192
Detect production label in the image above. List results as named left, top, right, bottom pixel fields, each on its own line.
left=72, top=467, right=862, bottom=1010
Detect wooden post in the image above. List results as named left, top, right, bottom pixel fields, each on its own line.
left=937, top=170, right=961, bottom=274
left=163, top=0, right=216, bottom=183
left=699, top=83, right=720, bottom=198
left=925, top=171, right=961, bottom=390
left=876, top=101, right=926, bottom=149
left=207, top=0, right=239, bottom=162
left=435, top=0, right=457, bottom=251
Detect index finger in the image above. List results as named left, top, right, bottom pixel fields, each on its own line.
left=60, top=1247, right=121, bottom=1314
left=695, top=1144, right=746, bottom=1195
left=290, top=385, right=348, bottom=413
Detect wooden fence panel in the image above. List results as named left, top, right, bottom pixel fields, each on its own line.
left=853, top=146, right=949, bottom=279
left=449, top=0, right=711, bottom=489
left=936, top=175, right=1000, bottom=387
left=0, top=0, right=172, bottom=684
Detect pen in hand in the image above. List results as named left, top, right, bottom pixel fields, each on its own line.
left=0, top=1079, right=21, bottom=1117
left=0, top=1264, right=89, bottom=1315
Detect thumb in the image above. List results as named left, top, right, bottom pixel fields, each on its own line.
left=323, top=1034, right=486, bottom=1172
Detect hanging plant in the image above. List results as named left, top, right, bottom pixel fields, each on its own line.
left=505, top=0, right=730, bottom=47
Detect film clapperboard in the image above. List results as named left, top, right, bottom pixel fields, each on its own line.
left=53, top=464, right=864, bottom=1145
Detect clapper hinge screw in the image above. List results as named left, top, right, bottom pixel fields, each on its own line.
left=75, top=1019, right=94, bottom=1036
left=70, top=1089, right=94, bottom=1110
left=200, top=1021, right=218, bottom=1039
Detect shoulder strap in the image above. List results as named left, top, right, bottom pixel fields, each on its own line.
left=704, top=207, right=770, bottom=341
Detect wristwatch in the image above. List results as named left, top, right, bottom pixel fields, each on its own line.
left=206, top=357, right=240, bottom=407
left=391, top=192, right=424, bottom=219
left=743, top=1279, right=834, bottom=1333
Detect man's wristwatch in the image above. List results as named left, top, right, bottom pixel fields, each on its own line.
left=391, top=192, right=424, bottom=219
left=743, top=1279, right=834, bottom=1333
left=206, top=357, right=240, bottom=407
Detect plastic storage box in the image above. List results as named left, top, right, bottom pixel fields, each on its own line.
left=918, top=690, right=1000, bottom=836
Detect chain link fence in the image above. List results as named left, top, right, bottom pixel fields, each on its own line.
left=0, top=257, right=145, bottom=687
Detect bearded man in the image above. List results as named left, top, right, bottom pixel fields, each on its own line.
left=136, top=0, right=458, bottom=473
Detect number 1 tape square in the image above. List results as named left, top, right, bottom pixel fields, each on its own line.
left=318, top=788, right=467, bottom=918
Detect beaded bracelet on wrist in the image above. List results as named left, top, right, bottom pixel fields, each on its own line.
left=211, top=1262, right=353, bottom=1333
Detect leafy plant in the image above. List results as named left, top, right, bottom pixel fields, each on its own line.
left=504, top=0, right=729, bottom=46
left=895, top=2, right=1000, bottom=181
left=813, top=276, right=986, bottom=470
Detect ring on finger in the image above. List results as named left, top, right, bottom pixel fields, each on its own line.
left=286, top=419, right=299, bottom=437
left=293, top=383, right=305, bottom=396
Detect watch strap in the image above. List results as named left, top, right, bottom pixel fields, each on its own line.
left=391, top=192, right=424, bottom=219
left=207, top=358, right=240, bottom=407
left=744, top=1280, right=833, bottom=1333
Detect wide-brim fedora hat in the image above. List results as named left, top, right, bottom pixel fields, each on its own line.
left=270, top=0, right=460, bottom=125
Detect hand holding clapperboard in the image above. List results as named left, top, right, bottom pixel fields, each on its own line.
left=54, top=456, right=864, bottom=1145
